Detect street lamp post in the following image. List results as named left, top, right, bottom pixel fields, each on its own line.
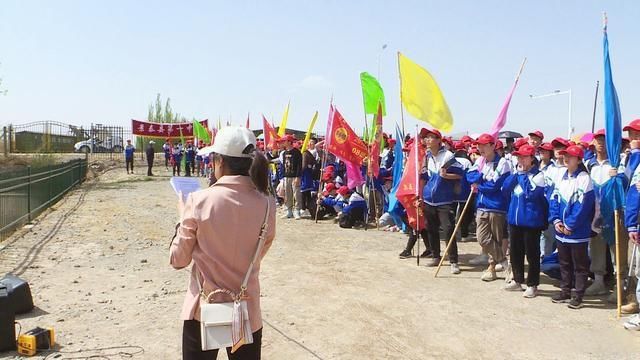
left=529, top=89, right=573, bottom=139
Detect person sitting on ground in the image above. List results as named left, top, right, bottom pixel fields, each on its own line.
left=337, top=186, right=367, bottom=229
left=315, top=182, right=339, bottom=220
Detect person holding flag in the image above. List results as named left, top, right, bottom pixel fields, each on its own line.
left=585, top=129, right=628, bottom=297
left=466, top=134, right=512, bottom=282
left=419, top=128, right=464, bottom=274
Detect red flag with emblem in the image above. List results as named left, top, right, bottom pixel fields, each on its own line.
left=396, top=134, right=426, bottom=230
left=326, top=107, right=368, bottom=166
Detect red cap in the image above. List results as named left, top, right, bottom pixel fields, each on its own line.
left=495, top=139, right=504, bottom=150
left=559, top=145, right=584, bottom=159
left=551, top=137, right=570, bottom=148
left=337, top=186, right=350, bottom=196
left=474, top=133, right=495, bottom=145
left=443, top=136, right=454, bottom=148
left=623, top=119, right=640, bottom=132
left=388, top=138, right=397, bottom=145
left=454, top=141, right=466, bottom=151
left=512, top=144, right=536, bottom=157
left=594, top=128, right=606, bottom=138
left=420, top=128, right=442, bottom=139
left=538, top=142, right=554, bottom=152
left=528, top=131, right=544, bottom=140
left=514, top=138, right=529, bottom=150
left=460, top=135, right=473, bottom=144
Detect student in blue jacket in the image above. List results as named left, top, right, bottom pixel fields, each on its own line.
left=466, top=133, right=512, bottom=282
left=419, top=128, right=464, bottom=274
left=501, top=145, right=548, bottom=298
left=548, top=145, right=595, bottom=309
left=337, top=186, right=367, bottom=229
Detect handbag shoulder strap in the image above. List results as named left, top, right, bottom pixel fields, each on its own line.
left=241, top=197, right=271, bottom=291
left=194, top=196, right=271, bottom=299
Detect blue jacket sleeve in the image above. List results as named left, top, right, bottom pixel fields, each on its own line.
left=549, top=190, right=561, bottom=224
left=466, top=169, right=482, bottom=185
left=478, top=172, right=510, bottom=194
left=563, top=191, right=595, bottom=232
left=501, top=173, right=519, bottom=198
left=625, top=186, right=640, bottom=232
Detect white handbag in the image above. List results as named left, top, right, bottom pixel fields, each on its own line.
left=195, top=199, right=270, bottom=352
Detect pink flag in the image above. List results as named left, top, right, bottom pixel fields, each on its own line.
left=488, top=58, right=527, bottom=139
left=345, top=161, right=365, bottom=189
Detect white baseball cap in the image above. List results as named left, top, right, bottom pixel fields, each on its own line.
left=149, top=140, right=155, bottom=144
left=210, top=126, right=256, bottom=158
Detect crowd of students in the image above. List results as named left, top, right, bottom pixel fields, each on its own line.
left=269, top=122, right=640, bottom=331
left=161, top=138, right=212, bottom=178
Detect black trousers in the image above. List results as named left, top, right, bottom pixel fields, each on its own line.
left=126, top=158, right=134, bottom=172
left=425, top=203, right=457, bottom=263
left=301, top=191, right=313, bottom=212
left=165, top=156, right=170, bottom=168
left=557, top=241, right=589, bottom=299
left=458, top=193, right=476, bottom=238
left=182, top=320, right=262, bottom=360
left=185, top=162, right=192, bottom=177
left=509, top=225, right=542, bottom=286
left=174, top=163, right=181, bottom=176
left=147, top=160, right=154, bottom=176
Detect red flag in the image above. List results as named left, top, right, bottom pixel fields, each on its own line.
left=369, top=102, right=383, bottom=178
left=326, top=107, right=368, bottom=166
left=396, top=135, right=426, bottom=230
left=246, top=112, right=250, bottom=129
left=262, top=115, right=279, bottom=149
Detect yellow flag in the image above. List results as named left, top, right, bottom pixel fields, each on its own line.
left=398, top=52, right=453, bottom=132
left=301, top=111, right=319, bottom=152
left=277, top=101, right=290, bottom=136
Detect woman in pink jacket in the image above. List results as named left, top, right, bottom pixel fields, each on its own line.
left=171, top=127, right=276, bottom=359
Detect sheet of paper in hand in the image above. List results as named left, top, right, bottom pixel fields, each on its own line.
left=170, top=177, right=202, bottom=202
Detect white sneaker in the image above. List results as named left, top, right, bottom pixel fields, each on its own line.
left=281, top=210, right=293, bottom=219
left=624, top=314, right=640, bottom=331
left=450, top=263, right=461, bottom=275
left=504, top=280, right=524, bottom=292
left=495, top=259, right=509, bottom=272
left=585, top=280, right=609, bottom=296
left=523, top=286, right=538, bottom=298
left=293, top=210, right=301, bottom=220
left=469, top=254, right=489, bottom=266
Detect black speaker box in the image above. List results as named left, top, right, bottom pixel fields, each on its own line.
left=0, top=274, right=34, bottom=315
left=0, top=284, right=16, bottom=351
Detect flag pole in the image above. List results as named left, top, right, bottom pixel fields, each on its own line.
left=591, top=81, right=600, bottom=133
left=615, top=209, right=623, bottom=318
left=361, top=91, right=372, bottom=230
left=397, top=51, right=406, bottom=136
left=435, top=190, right=474, bottom=277
left=414, top=124, right=420, bottom=266
left=315, top=97, right=333, bottom=223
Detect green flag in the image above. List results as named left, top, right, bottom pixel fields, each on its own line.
left=193, top=120, right=210, bottom=143
left=360, top=72, right=386, bottom=115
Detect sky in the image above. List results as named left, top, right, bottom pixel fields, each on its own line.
left=1, top=1, right=640, bottom=139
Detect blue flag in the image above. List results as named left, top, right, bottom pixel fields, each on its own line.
left=600, top=19, right=625, bottom=244
left=387, top=124, right=405, bottom=227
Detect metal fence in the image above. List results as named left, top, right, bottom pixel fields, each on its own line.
left=2, top=121, right=141, bottom=160
left=0, top=158, right=87, bottom=242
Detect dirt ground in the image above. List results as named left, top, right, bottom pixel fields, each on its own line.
left=1, top=159, right=639, bottom=359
